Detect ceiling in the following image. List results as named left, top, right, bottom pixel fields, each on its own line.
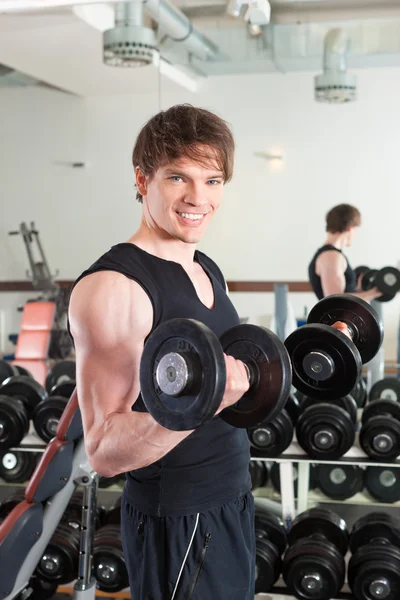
left=0, top=0, right=400, bottom=96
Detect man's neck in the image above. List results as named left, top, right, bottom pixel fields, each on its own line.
left=324, top=233, right=346, bottom=250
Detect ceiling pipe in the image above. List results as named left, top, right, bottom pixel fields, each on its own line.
left=314, top=28, right=357, bottom=103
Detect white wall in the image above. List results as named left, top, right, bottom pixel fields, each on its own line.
left=1, top=68, right=400, bottom=359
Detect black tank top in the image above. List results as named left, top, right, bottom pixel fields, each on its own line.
left=308, top=244, right=357, bottom=300
left=69, top=243, right=251, bottom=516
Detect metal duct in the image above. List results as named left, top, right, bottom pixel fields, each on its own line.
left=314, top=28, right=357, bottom=103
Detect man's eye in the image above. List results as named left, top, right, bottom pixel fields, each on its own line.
left=170, top=176, right=183, bottom=182
left=207, top=180, right=220, bottom=185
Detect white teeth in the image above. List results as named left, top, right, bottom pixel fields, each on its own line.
left=178, top=212, right=204, bottom=221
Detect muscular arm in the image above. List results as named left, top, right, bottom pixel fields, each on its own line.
left=316, top=250, right=381, bottom=301
left=69, top=272, right=194, bottom=477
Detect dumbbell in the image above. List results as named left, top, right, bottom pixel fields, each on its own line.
left=357, top=264, right=400, bottom=302
left=139, top=318, right=292, bottom=431
left=93, top=524, right=129, bottom=593
left=285, top=295, right=383, bottom=400
left=359, top=399, right=400, bottom=461
left=249, top=460, right=269, bottom=490
left=282, top=508, right=349, bottom=600
left=0, top=449, right=38, bottom=483
left=348, top=512, right=400, bottom=600
left=270, top=462, right=318, bottom=496
left=316, top=464, right=364, bottom=501
left=0, top=376, right=47, bottom=449
left=364, top=466, right=400, bottom=503
left=247, top=393, right=300, bottom=457
left=351, top=377, right=368, bottom=409
left=254, top=506, right=287, bottom=594
left=0, top=360, right=19, bottom=385
left=33, top=394, right=69, bottom=442
left=45, top=359, right=76, bottom=394
left=35, top=521, right=80, bottom=585
left=369, top=377, right=400, bottom=403
left=296, top=395, right=357, bottom=460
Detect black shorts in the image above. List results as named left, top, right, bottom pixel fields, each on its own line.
left=120, top=491, right=256, bottom=600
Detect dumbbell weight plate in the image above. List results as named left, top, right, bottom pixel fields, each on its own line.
left=354, top=265, right=370, bottom=281
left=348, top=544, right=400, bottom=600
left=140, top=319, right=226, bottom=431
left=45, top=360, right=76, bottom=394
left=283, top=537, right=345, bottom=600
left=0, top=361, right=18, bottom=384
left=220, top=324, right=292, bottom=428
left=285, top=324, right=361, bottom=400
left=255, top=537, right=281, bottom=594
left=369, top=378, right=400, bottom=403
left=249, top=460, right=269, bottom=490
left=361, top=269, right=378, bottom=291
left=0, top=376, right=47, bottom=418
left=317, top=464, right=364, bottom=501
left=0, top=395, right=30, bottom=449
left=296, top=404, right=355, bottom=460
left=349, top=512, right=400, bottom=554
left=49, top=380, right=76, bottom=399
left=351, top=377, right=368, bottom=409
left=93, top=525, right=129, bottom=593
left=14, top=365, right=34, bottom=379
left=360, top=400, right=400, bottom=460
left=364, top=466, right=400, bottom=503
left=284, top=393, right=301, bottom=424
left=288, top=507, right=349, bottom=554
left=33, top=396, right=68, bottom=442
left=375, top=266, right=400, bottom=296
left=248, top=410, right=293, bottom=457
left=0, top=450, right=38, bottom=483
left=37, top=521, right=80, bottom=584
left=307, top=295, right=383, bottom=365
left=255, top=509, right=287, bottom=556
left=301, top=395, right=358, bottom=424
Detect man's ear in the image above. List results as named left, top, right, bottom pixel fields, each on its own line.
left=136, top=167, right=148, bottom=196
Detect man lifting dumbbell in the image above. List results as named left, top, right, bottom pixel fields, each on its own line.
left=68, top=105, right=263, bottom=600
left=68, top=107, right=383, bottom=599
left=308, top=204, right=382, bottom=300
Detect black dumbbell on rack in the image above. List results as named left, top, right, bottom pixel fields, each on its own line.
left=247, top=394, right=300, bottom=457
left=285, top=295, right=383, bottom=401
left=348, top=512, right=400, bottom=600
left=364, top=466, right=400, bottom=503
left=316, top=464, right=364, bottom=501
left=0, top=449, right=39, bottom=484
left=351, top=377, right=368, bottom=409
left=369, top=377, right=400, bottom=403
left=45, top=360, right=76, bottom=395
left=0, top=376, right=47, bottom=449
left=33, top=367, right=77, bottom=442
left=282, top=508, right=349, bottom=600
left=359, top=399, right=400, bottom=461
left=254, top=506, right=287, bottom=594
left=270, top=462, right=318, bottom=496
left=249, top=460, right=269, bottom=490
left=93, top=524, right=129, bottom=593
left=35, top=520, right=80, bottom=585
left=295, top=395, right=358, bottom=460
left=355, top=264, right=400, bottom=302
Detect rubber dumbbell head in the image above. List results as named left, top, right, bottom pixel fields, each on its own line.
left=283, top=508, right=349, bottom=600
left=285, top=295, right=383, bottom=400
left=348, top=512, right=400, bottom=600
left=249, top=460, right=268, bottom=490
left=49, top=380, right=76, bottom=399
left=362, top=266, right=400, bottom=303
left=36, top=521, right=80, bottom=584
left=369, top=378, right=400, bottom=403
left=33, top=395, right=68, bottom=442
left=140, top=318, right=292, bottom=431
left=317, top=464, right=364, bottom=501
left=296, top=396, right=357, bottom=460
left=364, top=466, right=400, bottom=503
left=359, top=399, right=400, bottom=461
left=0, top=376, right=47, bottom=449
left=0, top=450, right=38, bottom=483
left=351, top=377, right=368, bottom=409
left=0, top=360, right=19, bottom=385
left=248, top=394, right=300, bottom=457
left=93, top=524, right=129, bottom=593
left=45, top=360, right=76, bottom=394
left=14, top=365, right=34, bottom=379
left=254, top=508, right=287, bottom=594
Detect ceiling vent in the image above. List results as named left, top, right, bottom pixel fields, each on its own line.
left=314, top=28, right=357, bottom=103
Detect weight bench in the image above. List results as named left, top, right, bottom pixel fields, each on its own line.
left=0, top=389, right=99, bottom=600
left=12, top=301, right=56, bottom=387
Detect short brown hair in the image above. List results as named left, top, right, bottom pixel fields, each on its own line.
left=132, top=104, right=235, bottom=202
left=326, top=204, right=361, bottom=233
